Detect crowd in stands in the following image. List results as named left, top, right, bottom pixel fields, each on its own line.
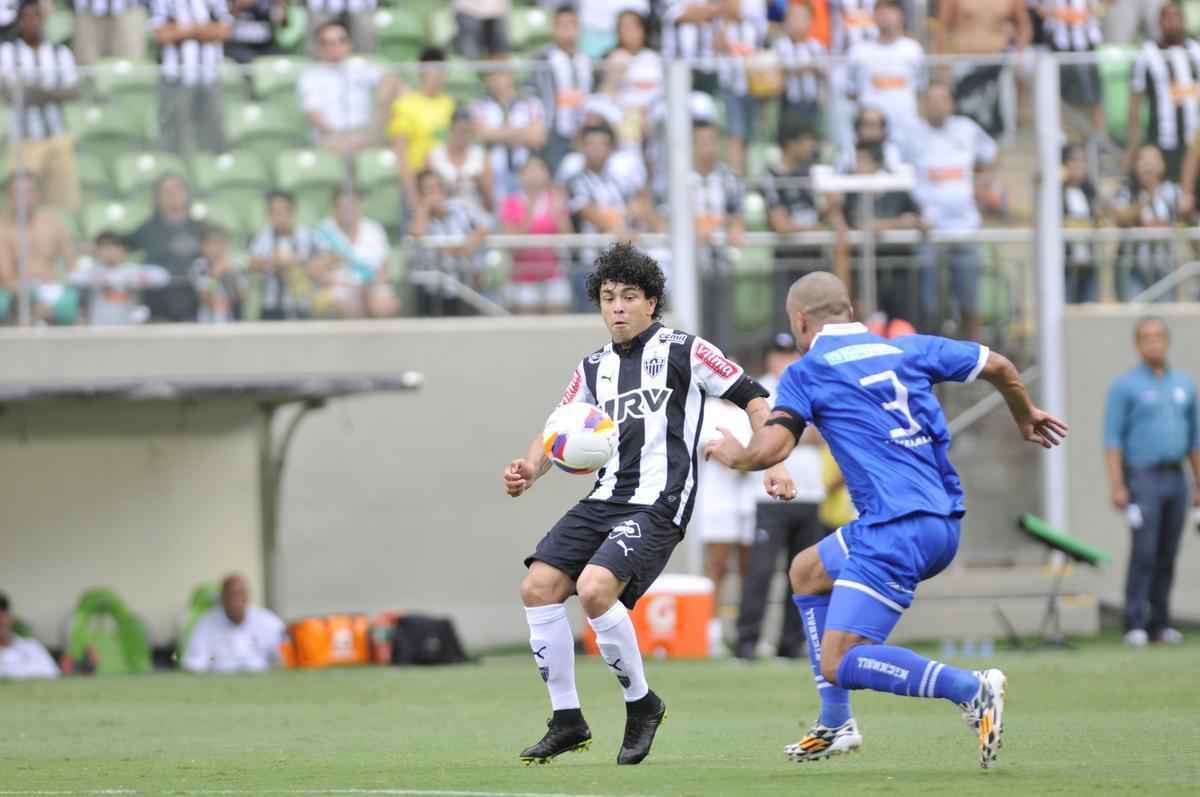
left=1, top=0, right=1200, bottom=329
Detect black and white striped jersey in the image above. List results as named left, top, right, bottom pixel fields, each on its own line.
left=0, top=38, right=77, bottom=140
left=1132, top=38, right=1200, bottom=152
left=558, top=322, right=748, bottom=529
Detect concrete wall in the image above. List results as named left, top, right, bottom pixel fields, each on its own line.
left=1063, top=305, right=1200, bottom=622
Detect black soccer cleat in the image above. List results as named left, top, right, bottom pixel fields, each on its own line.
left=617, top=691, right=667, bottom=765
left=519, top=711, right=592, bottom=766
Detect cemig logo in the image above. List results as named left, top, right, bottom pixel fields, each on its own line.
left=695, top=343, right=738, bottom=379
left=603, top=387, right=673, bottom=423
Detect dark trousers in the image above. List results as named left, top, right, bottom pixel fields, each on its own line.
left=735, top=502, right=825, bottom=658
left=1124, top=465, right=1190, bottom=634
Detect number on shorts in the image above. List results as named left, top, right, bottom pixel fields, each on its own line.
left=859, top=370, right=921, bottom=439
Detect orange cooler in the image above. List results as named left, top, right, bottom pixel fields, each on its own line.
left=583, top=574, right=714, bottom=659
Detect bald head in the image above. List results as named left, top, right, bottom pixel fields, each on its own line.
left=787, top=271, right=852, bottom=321
left=221, top=573, right=249, bottom=625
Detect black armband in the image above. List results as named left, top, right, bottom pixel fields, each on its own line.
left=765, top=408, right=807, bottom=443
left=721, top=375, right=770, bottom=409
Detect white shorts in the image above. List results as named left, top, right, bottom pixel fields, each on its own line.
left=692, top=463, right=755, bottom=545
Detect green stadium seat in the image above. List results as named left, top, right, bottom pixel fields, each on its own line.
left=1185, top=0, right=1200, bottom=36
left=354, top=147, right=400, bottom=191
left=45, top=8, right=72, bottom=45
left=1098, top=44, right=1144, bottom=145
left=275, top=4, right=308, bottom=53
left=744, top=191, right=768, bottom=231
left=76, top=153, right=112, bottom=198
left=192, top=150, right=271, bottom=195
left=176, top=583, right=219, bottom=662
left=90, top=58, right=159, bottom=118
left=65, top=588, right=151, bottom=676
left=428, top=7, right=456, bottom=49
left=191, top=197, right=263, bottom=245
left=114, top=151, right=189, bottom=200
left=82, top=198, right=151, bottom=239
left=219, top=59, right=252, bottom=103
left=68, top=104, right=146, bottom=164
left=444, top=59, right=482, bottom=103
left=510, top=6, right=552, bottom=53
left=225, top=103, right=306, bottom=167
left=363, top=186, right=404, bottom=230
left=375, top=8, right=427, bottom=62
left=275, top=147, right=347, bottom=192
left=251, top=56, right=309, bottom=101
left=734, top=267, right=773, bottom=331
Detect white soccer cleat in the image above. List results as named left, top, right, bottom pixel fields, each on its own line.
left=963, top=668, right=1007, bottom=769
left=784, top=718, right=863, bottom=762
left=1123, top=629, right=1149, bottom=648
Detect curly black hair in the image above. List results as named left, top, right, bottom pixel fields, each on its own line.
left=585, top=243, right=667, bottom=320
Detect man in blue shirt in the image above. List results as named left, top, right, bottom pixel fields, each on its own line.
left=1103, top=316, right=1199, bottom=648
left=705, top=271, right=1067, bottom=770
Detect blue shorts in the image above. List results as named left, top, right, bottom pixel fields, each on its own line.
left=817, top=513, right=961, bottom=642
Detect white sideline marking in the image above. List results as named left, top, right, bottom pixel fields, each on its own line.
left=0, top=789, right=660, bottom=797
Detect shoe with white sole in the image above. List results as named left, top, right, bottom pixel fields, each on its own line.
left=1155, top=627, right=1184, bottom=645
left=784, top=718, right=863, bottom=762
left=966, top=669, right=1007, bottom=769
left=1123, top=629, right=1149, bottom=647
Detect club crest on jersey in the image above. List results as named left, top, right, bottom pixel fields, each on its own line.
left=695, top=342, right=738, bottom=379
left=603, top=387, right=673, bottom=423
left=608, top=520, right=643, bottom=540
left=644, top=355, right=666, bottom=378
left=587, top=350, right=606, bottom=364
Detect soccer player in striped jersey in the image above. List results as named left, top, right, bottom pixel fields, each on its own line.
left=503, top=243, right=796, bottom=766
left=705, top=272, right=1068, bottom=769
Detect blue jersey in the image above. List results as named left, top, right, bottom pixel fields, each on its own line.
left=775, top=323, right=989, bottom=526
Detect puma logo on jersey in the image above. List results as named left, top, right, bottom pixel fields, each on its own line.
left=603, top=387, right=673, bottom=423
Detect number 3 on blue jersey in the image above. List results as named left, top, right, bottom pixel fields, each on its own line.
left=859, top=370, right=921, bottom=440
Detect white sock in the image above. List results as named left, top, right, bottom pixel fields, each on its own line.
left=587, top=602, right=649, bottom=702
left=525, top=603, right=580, bottom=711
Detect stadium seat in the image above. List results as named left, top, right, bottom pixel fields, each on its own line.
left=82, top=198, right=151, bottom=239
left=743, top=191, right=768, bottom=231
left=114, top=152, right=189, bottom=201
left=176, top=583, right=219, bottom=661
left=191, top=195, right=265, bottom=245
left=251, top=56, right=309, bottom=102
left=363, top=186, right=404, bottom=231
left=65, top=588, right=152, bottom=676
left=444, top=59, right=482, bottom=103
left=225, top=103, right=306, bottom=168
left=45, top=8, right=72, bottom=44
left=67, top=104, right=146, bottom=164
left=274, top=4, right=307, bottom=53
left=275, top=148, right=348, bottom=226
left=510, top=6, right=552, bottom=53
left=219, top=59, right=252, bottom=104
left=192, top=150, right=271, bottom=195
left=374, top=8, right=427, bottom=62
left=1098, top=44, right=1143, bottom=145
left=76, top=153, right=113, bottom=200
left=89, top=58, right=159, bottom=119
left=1185, top=0, right=1200, bottom=35
left=428, top=7, right=456, bottom=49
left=354, top=147, right=400, bottom=191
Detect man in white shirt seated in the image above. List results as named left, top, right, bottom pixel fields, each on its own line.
left=0, top=591, right=59, bottom=680
left=183, top=574, right=286, bottom=674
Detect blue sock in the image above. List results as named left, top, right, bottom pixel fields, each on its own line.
left=792, top=595, right=852, bottom=727
left=834, top=644, right=980, bottom=704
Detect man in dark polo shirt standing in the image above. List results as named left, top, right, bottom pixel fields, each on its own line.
left=1104, top=316, right=1199, bottom=647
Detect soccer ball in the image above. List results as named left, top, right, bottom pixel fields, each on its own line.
left=543, top=403, right=617, bottom=474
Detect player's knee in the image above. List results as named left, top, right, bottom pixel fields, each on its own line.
left=820, top=648, right=845, bottom=687
left=576, top=569, right=619, bottom=617
left=520, top=571, right=563, bottom=607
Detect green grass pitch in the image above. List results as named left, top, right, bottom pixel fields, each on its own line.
left=3, top=639, right=1197, bottom=796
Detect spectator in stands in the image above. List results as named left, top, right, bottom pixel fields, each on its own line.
left=646, top=89, right=719, bottom=201
left=1035, top=0, right=1105, bottom=139
left=827, top=0, right=880, bottom=164
left=191, top=224, right=243, bottom=323
left=129, top=173, right=204, bottom=322
left=472, top=54, right=546, bottom=207
left=611, top=10, right=663, bottom=146
left=904, top=82, right=997, bottom=341
left=0, top=0, right=80, bottom=211
left=1114, top=144, right=1182, bottom=300
left=408, top=168, right=492, bottom=315
left=1104, top=316, right=1198, bottom=648
left=0, top=591, right=59, bottom=679
left=775, top=2, right=827, bottom=123
left=500, top=155, right=572, bottom=314
left=934, top=0, right=1031, bottom=138
left=847, top=0, right=924, bottom=145
left=226, top=0, right=288, bottom=64
left=72, top=0, right=147, bottom=66
left=300, top=19, right=390, bottom=157
left=0, top=172, right=78, bottom=325
left=535, top=5, right=593, bottom=173
left=69, top=230, right=169, bottom=325
left=734, top=334, right=827, bottom=661
left=832, top=142, right=924, bottom=323
left=454, top=0, right=510, bottom=60
left=714, top=0, right=769, bottom=176
left=835, top=104, right=904, bottom=174
left=578, top=0, right=649, bottom=58
left=389, top=47, right=455, bottom=208
left=663, top=0, right=722, bottom=95
left=691, top=119, right=744, bottom=347
left=1103, top=0, right=1165, bottom=45
left=763, top=117, right=825, bottom=333
left=312, top=185, right=399, bottom=318
left=428, top=107, right=493, bottom=212
left=557, top=98, right=649, bottom=200
left=151, top=0, right=231, bottom=156
left=1125, top=3, right=1200, bottom=182
left=566, top=122, right=636, bottom=308
left=1061, top=143, right=1100, bottom=303
left=249, top=191, right=317, bottom=320
left=306, top=0, right=376, bottom=54
left=182, top=574, right=286, bottom=673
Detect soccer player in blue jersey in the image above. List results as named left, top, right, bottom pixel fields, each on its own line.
left=704, top=272, right=1068, bottom=769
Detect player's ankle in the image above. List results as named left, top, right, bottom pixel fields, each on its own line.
left=625, top=689, right=659, bottom=714
left=552, top=707, right=586, bottom=726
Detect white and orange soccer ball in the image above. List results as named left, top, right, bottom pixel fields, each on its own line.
left=542, top=403, right=618, bottom=474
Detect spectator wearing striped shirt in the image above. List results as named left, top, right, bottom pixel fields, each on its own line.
left=1125, top=3, right=1200, bottom=182
left=1061, top=143, right=1100, bottom=304
left=1035, top=0, right=1105, bottom=138
left=226, top=0, right=287, bottom=64
left=774, top=2, right=827, bottom=124
left=471, top=55, right=547, bottom=207
left=713, top=0, right=768, bottom=177
left=150, top=0, right=232, bottom=156
left=533, top=5, right=593, bottom=174
left=0, top=0, right=80, bottom=211
left=663, top=0, right=722, bottom=95
left=306, top=0, right=376, bottom=55
left=72, top=0, right=147, bottom=65
left=408, top=169, right=493, bottom=316
left=1114, top=144, right=1183, bottom=300
left=454, top=0, right=510, bottom=60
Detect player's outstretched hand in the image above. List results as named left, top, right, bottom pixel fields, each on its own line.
left=504, top=458, right=537, bottom=497
left=1020, top=408, right=1069, bottom=449
left=764, top=464, right=797, bottom=501
left=703, top=427, right=746, bottom=469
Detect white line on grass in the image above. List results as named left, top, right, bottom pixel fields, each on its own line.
left=0, top=789, right=661, bottom=797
